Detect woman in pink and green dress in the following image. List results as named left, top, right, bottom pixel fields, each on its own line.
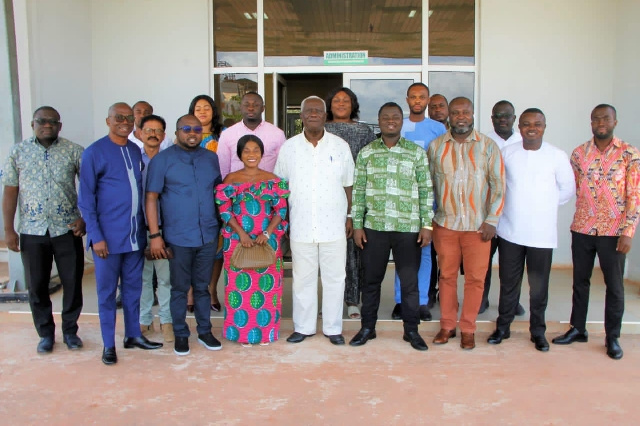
left=215, top=135, right=289, bottom=345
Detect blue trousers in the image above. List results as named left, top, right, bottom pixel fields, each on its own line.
left=394, top=244, right=431, bottom=305
left=169, top=241, right=216, bottom=338
left=94, top=250, right=144, bottom=347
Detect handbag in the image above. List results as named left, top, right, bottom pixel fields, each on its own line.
left=230, top=243, right=276, bottom=269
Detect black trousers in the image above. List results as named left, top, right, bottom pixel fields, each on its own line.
left=570, top=231, right=625, bottom=338
left=361, top=228, right=421, bottom=333
left=496, top=238, right=552, bottom=336
left=428, top=243, right=438, bottom=301
left=20, top=231, right=84, bottom=337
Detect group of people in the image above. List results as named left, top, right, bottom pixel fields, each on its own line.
left=3, top=83, right=637, bottom=365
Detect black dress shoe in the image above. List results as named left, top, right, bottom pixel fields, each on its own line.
left=37, top=336, right=54, bottom=354
left=324, top=334, right=345, bottom=345
left=63, top=334, right=83, bottom=350
left=102, top=347, right=117, bottom=365
left=403, top=331, right=428, bottom=351
left=286, top=332, right=314, bottom=343
left=531, top=335, right=550, bottom=352
left=349, top=328, right=377, bottom=346
left=419, top=305, right=432, bottom=321
left=515, top=303, right=526, bottom=316
left=391, top=303, right=402, bottom=320
left=487, top=329, right=510, bottom=344
left=606, top=337, right=623, bottom=360
left=123, top=336, right=163, bottom=350
left=552, top=327, right=588, bottom=345
left=478, top=299, right=489, bottom=314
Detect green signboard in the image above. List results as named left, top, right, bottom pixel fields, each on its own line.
left=324, top=51, right=369, bottom=65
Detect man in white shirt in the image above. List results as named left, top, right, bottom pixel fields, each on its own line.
left=274, top=96, right=354, bottom=346
left=217, top=92, right=286, bottom=178
left=487, top=108, right=575, bottom=351
left=480, top=100, right=525, bottom=315
left=129, top=100, right=172, bottom=150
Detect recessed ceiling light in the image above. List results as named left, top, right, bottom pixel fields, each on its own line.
left=408, top=10, right=416, bottom=18
left=244, top=12, right=252, bottom=19
left=251, top=12, right=258, bottom=19
left=428, top=9, right=434, bottom=18
left=264, top=13, right=269, bottom=19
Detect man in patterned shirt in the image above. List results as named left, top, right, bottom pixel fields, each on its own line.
left=2, top=106, right=86, bottom=354
left=427, top=97, right=505, bottom=350
left=350, top=102, right=433, bottom=351
left=553, top=104, right=640, bottom=360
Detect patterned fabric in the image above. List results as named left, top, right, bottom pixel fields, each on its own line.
left=570, top=137, right=640, bottom=237
left=352, top=137, right=433, bottom=232
left=427, top=129, right=505, bottom=230
left=2, top=137, right=83, bottom=237
left=201, top=132, right=219, bottom=152
left=215, top=179, right=290, bottom=344
left=325, top=122, right=376, bottom=161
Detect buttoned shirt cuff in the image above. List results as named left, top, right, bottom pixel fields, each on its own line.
left=352, top=219, right=364, bottom=230
left=421, top=218, right=433, bottom=228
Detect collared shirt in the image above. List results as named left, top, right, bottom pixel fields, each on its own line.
left=401, top=117, right=447, bottom=150
left=352, top=137, right=434, bottom=233
left=129, top=131, right=173, bottom=151
left=146, top=144, right=222, bottom=247
left=570, top=136, right=640, bottom=237
left=274, top=130, right=354, bottom=243
left=486, top=129, right=523, bottom=150
left=217, top=120, right=286, bottom=179
left=2, top=136, right=83, bottom=237
left=497, top=142, right=575, bottom=248
left=427, top=129, right=505, bottom=230
left=79, top=136, right=146, bottom=253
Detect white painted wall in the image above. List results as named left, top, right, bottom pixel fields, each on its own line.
left=479, top=0, right=618, bottom=267
left=25, top=0, right=93, bottom=145
left=613, top=0, right=640, bottom=280
left=89, top=0, right=211, bottom=139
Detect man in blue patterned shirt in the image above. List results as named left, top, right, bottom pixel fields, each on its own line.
left=2, top=106, right=86, bottom=354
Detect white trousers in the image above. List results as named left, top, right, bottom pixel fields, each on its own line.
left=290, top=238, right=347, bottom=335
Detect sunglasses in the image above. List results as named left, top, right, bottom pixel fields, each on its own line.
left=177, top=125, right=203, bottom=134
left=34, top=118, right=60, bottom=126
left=142, top=128, right=166, bottom=135
left=112, top=114, right=135, bottom=123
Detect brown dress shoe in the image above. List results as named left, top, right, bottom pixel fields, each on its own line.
left=433, top=329, right=456, bottom=344
left=161, top=323, right=174, bottom=343
left=140, top=323, right=155, bottom=337
left=460, top=332, right=475, bottom=350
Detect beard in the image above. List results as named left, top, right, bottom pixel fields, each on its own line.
left=451, top=123, right=473, bottom=135
left=594, top=129, right=614, bottom=140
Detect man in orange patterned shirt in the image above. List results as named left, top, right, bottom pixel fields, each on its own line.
left=553, top=104, right=640, bottom=360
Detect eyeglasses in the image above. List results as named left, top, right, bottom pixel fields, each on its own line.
left=34, top=118, right=60, bottom=126
left=177, top=125, right=203, bottom=134
left=142, top=128, right=165, bottom=135
left=112, top=114, right=135, bottom=123
left=492, top=113, right=514, bottom=120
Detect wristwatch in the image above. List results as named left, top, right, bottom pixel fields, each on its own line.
left=149, top=232, right=162, bottom=239
left=263, top=231, right=270, bottom=238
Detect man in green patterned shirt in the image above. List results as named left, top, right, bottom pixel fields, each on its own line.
left=350, top=102, right=434, bottom=351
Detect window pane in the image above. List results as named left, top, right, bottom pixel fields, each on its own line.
left=349, top=78, right=417, bottom=127
left=214, top=73, right=258, bottom=128
left=428, top=71, right=474, bottom=104
left=214, top=0, right=258, bottom=67
left=428, top=0, right=475, bottom=65
left=264, top=0, right=422, bottom=66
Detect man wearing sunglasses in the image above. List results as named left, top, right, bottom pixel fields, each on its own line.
left=146, top=114, right=223, bottom=356
left=79, top=102, right=163, bottom=365
left=2, top=106, right=85, bottom=354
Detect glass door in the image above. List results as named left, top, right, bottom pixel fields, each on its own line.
left=343, top=72, right=422, bottom=132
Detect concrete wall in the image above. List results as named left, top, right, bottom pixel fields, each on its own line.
left=613, top=0, right=640, bottom=280
left=479, top=0, right=619, bottom=267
